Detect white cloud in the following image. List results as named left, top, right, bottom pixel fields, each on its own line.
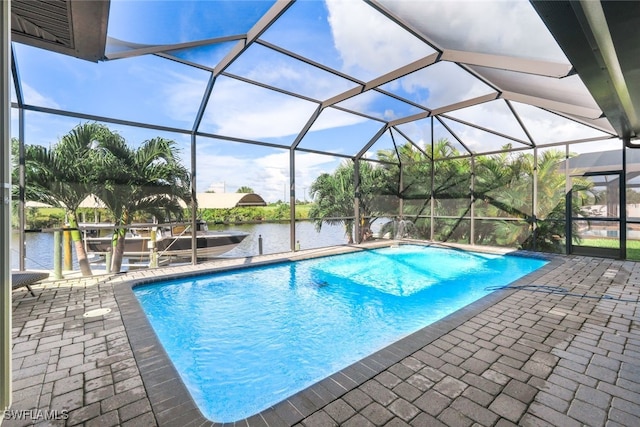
left=22, top=83, right=60, bottom=109
left=511, top=102, right=611, bottom=146
left=195, top=149, right=340, bottom=202
left=324, top=1, right=497, bottom=126
left=453, top=126, right=514, bottom=153
left=203, top=78, right=319, bottom=140
left=326, top=0, right=433, bottom=79
left=443, top=101, right=612, bottom=154
left=401, top=62, right=494, bottom=109
left=162, top=71, right=208, bottom=125
left=311, top=106, right=367, bottom=132
left=322, top=0, right=600, bottom=147
left=242, top=57, right=354, bottom=101
left=379, top=0, right=567, bottom=63
left=446, top=100, right=530, bottom=142
left=292, top=152, right=343, bottom=200
left=336, top=91, right=406, bottom=121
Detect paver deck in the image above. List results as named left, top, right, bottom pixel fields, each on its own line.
left=7, top=242, right=640, bottom=426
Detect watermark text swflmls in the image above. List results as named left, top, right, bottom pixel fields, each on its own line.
left=3, top=409, right=69, bottom=421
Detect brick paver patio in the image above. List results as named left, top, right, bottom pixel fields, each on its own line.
left=7, top=243, right=640, bottom=426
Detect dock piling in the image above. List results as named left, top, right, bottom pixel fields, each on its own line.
left=63, top=227, right=72, bottom=271
left=53, top=231, right=62, bottom=279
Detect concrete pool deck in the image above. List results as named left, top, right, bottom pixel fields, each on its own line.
left=7, top=242, right=640, bottom=426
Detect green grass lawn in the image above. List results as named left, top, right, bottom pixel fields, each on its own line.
left=579, top=238, right=640, bottom=260
left=260, top=203, right=312, bottom=219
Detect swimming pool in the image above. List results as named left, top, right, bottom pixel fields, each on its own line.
left=133, top=245, right=547, bottom=422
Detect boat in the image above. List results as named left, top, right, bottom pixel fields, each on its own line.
left=80, top=221, right=248, bottom=261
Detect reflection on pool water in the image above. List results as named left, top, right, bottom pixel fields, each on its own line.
left=133, top=245, right=547, bottom=422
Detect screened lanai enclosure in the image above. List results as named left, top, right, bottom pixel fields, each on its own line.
left=3, top=0, right=640, bottom=416
left=6, top=0, right=640, bottom=276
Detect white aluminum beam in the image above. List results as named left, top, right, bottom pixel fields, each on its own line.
left=1, top=0, right=12, bottom=413
left=388, top=111, right=431, bottom=127
left=356, top=124, right=390, bottom=159
left=560, top=112, right=617, bottom=136
left=501, top=90, right=603, bottom=120
left=430, top=93, right=500, bottom=117
left=322, top=53, right=440, bottom=108
left=389, top=93, right=500, bottom=127
left=441, top=49, right=574, bottom=78
left=214, top=0, right=294, bottom=76
left=104, top=35, right=245, bottom=61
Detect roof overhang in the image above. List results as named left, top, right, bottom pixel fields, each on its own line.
left=11, top=0, right=110, bottom=62
left=531, top=1, right=640, bottom=144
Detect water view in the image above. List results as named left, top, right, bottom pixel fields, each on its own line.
left=10, top=220, right=383, bottom=271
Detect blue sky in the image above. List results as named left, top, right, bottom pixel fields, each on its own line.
left=11, top=0, right=615, bottom=202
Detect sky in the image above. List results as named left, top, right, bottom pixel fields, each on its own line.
left=10, top=0, right=618, bottom=203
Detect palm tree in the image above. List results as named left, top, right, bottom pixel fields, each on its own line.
left=472, top=148, right=592, bottom=251
left=309, top=160, right=385, bottom=243
left=22, top=123, right=115, bottom=276
left=93, top=136, right=190, bottom=272
left=309, top=163, right=356, bottom=243
left=472, top=148, right=528, bottom=245
left=431, top=142, right=472, bottom=241
left=521, top=149, right=592, bottom=252
left=376, top=141, right=433, bottom=203
left=376, top=139, right=469, bottom=240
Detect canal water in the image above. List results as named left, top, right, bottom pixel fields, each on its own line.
left=11, top=220, right=389, bottom=272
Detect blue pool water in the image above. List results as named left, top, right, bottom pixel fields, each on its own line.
left=133, top=245, right=547, bottom=422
